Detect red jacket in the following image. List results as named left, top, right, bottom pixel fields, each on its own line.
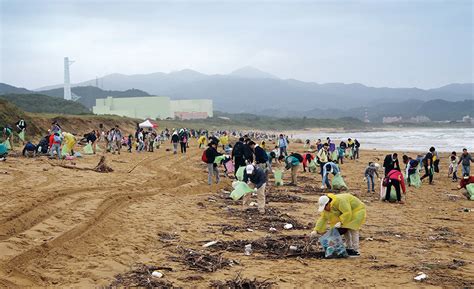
left=302, top=153, right=314, bottom=167
left=387, top=169, right=406, bottom=193
left=49, top=134, right=61, bottom=147
left=460, top=176, right=474, bottom=189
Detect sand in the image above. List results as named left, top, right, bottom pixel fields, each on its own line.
left=0, top=140, right=473, bottom=288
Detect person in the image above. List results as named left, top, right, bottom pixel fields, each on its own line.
left=112, top=126, right=122, bottom=154
left=282, top=153, right=301, bottom=186
left=278, top=134, right=288, bottom=157
left=232, top=137, right=246, bottom=177
left=179, top=132, right=188, bottom=154
left=22, top=141, right=36, bottom=157
left=205, top=142, right=222, bottom=185
left=354, top=139, right=360, bottom=159
left=347, top=138, right=355, bottom=160
left=448, top=151, right=458, bottom=182
left=420, top=147, right=436, bottom=184
left=137, top=129, right=144, bottom=152
left=402, top=155, right=419, bottom=186
left=2, top=126, right=13, bottom=149
left=260, top=140, right=266, bottom=150
left=312, top=193, right=366, bottom=257
left=62, top=131, right=76, bottom=156
left=243, top=138, right=254, bottom=163
left=249, top=141, right=269, bottom=173
left=49, top=132, right=62, bottom=159
left=16, top=119, right=26, bottom=144
left=304, top=139, right=311, bottom=150
left=302, top=152, right=314, bottom=172
left=459, top=176, right=474, bottom=189
left=86, top=130, right=97, bottom=154
left=364, top=162, right=379, bottom=193
left=384, top=169, right=406, bottom=204
left=383, top=153, right=400, bottom=176
left=127, top=135, right=133, bottom=153
left=317, top=143, right=330, bottom=177
left=220, top=132, right=229, bottom=150
left=242, top=164, right=267, bottom=214
left=36, top=135, right=49, bottom=154
left=458, top=148, right=473, bottom=178
left=337, top=146, right=345, bottom=164
left=171, top=131, right=179, bottom=154
left=322, top=162, right=340, bottom=190
left=316, top=139, right=323, bottom=151
left=198, top=134, right=207, bottom=148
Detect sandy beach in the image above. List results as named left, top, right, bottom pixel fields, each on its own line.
left=0, top=140, right=473, bottom=288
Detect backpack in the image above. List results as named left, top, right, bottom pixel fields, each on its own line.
left=201, top=150, right=208, bottom=163
left=382, top=171, right=396, bottom=187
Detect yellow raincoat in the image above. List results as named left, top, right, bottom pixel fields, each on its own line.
left=63, top=132, right=76, bottom=153
left=315, top=193, right=366, bottom=233
left=198, top=136, right=207, bottom=146
left=220, top=135, right=229, bottom=146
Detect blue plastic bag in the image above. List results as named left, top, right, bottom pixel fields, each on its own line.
left=319, top=228, right=348, bottom=258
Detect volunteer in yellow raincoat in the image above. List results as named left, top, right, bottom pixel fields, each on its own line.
left=198, top=135, right=207, bottom=149
left=220, top=133, right=229, bottom=150
left=313, top=193, right=366, bottom=256
left=61, top=132, right=76, bottom=156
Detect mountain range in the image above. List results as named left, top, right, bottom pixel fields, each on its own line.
left=35, top=67, right=473, bottom=115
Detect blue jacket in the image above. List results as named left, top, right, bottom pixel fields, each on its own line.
left=243, top=166, right=267, bottom=189
left=322, top=162, right=340, bottom=185
left=254, top=146, right=268, bottom=164
left=278, top=138, right=288, bottom=148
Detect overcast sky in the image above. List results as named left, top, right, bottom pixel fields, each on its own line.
left=0, top=0, right=472, bottom=89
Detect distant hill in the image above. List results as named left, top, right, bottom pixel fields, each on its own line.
left=0, top=83, right=33, bottom=95
left=34, top=68, right=473, bottom=113
left=38, top=86, right=150, bottom=109
left=0, top=93, right=91, bottom=115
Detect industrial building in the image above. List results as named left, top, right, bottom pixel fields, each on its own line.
left=92, top=96, right=213, bottom=120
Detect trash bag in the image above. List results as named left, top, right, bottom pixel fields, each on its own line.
left=83, top=143, right=94, bottom=154
left=61, top=145, right=69, bottom=156
left=274, top=169, right=284, bottom=186
left=319, top=228, right=348, bottom=258
left=466, top=184, right=474, bottom=201
left=409, top=173, right=422, bottom=188
left=332, top=173, right=348, bottom=190
left=236, top=166, right=245, bottom=181
left=225, top=161, right=234, bottom=173
left=331, top=151, right=338, bottom=162
left=230, top=181, right=254, bottom=201
left=348, top=149, right=353, bottom=158
left=0, top=143, right=7, bottom=156
left=18, top=130, right=25, bottom=141
left=380, top=185, right=398, bottom=201
left=308, top=160, right=318, bottom=173
left=3, top=141, right=11, bottom=150
left=214, top=155, right=226, bottom=164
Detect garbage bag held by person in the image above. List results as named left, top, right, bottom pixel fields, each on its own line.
left=274, top=169, right=284, bottom=186
left=466, top=184, right=474, bottom=201
left=319, top=228, right=348, bottom=258
left=235, top=166, right=246, bottom=181
left=230, top=181, right=254, bottom=201
left=409, top=173, right=422, bottom=188
left=332, top=173, right=348, bottom=190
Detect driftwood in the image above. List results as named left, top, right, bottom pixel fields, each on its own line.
left=50, top=156, right=113, bottom=173
left=128, top=156, right=152, bottom=173
left=211, top=273, right=275, bottom=289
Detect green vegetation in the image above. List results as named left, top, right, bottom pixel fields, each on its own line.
left=0, top=93, right=91, bottom=115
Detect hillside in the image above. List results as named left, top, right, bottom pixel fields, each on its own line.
left=0, top=93, right=91, bottom=115
left=0, top=100, right=42, bottom=136
left=34, top=68, right=473, bottom=112
left=38, top=86, right=150, bottom=109
left=0, top=83, right=33, bottom=95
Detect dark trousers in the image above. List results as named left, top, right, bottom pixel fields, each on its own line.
left=385, top=179, right=401, bottom=201
left=421, top=165, right=433, bottom=184
left=180, top=142, right=187, bottom=153
left=234, top=156, right=246, bottom=177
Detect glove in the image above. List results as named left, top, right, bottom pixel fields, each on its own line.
left=363, top=177, right=367, bottom=182
left=334, top=222, right=342, bottom=228
left=254, top=188, right=258, bottom=193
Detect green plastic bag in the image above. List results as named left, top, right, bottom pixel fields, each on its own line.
left=331, top=151, right=338, bottom=162
left=348, top=150, right=353, bottom=158
left=83, top=143, right=94, bottom=154
left=18, top=130, right=25, bottom=141
left=230, top=181, right=254, bottom=201
left=332, top=173, right=348, bottom=190
left=3, top=141, right=11, bottom=150
left=236, top=166, right=245, bottom=181
left=467, top=184, right=474, bottom=201
left=308, top=160, right=318, bottom=173
left=274, top=169, right=284, bottom=186
left=214, top=155, right=226, bottom=164
left=61, top=145, right=69, bottom=156
left=409, top=173, right=422, bottom=188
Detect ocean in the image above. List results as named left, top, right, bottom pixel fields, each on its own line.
left=292, top=128, right=473, bottom=153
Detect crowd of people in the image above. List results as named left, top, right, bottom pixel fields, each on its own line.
left=1, top=119, right=473, bottom=258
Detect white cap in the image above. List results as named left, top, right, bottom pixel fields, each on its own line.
left=374, top=163, right=380, bottom=168
left=246, top=164, right=254, bottom=174
left=318, top=195, right=330, bottom=212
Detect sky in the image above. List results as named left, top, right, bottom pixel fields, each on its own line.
left=0, top=0, right=472, bottom=90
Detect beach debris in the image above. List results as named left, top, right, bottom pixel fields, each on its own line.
left=109, top=263, right=174, bottom=288
left=93, top=156, right=113, bottom=173
left=283, top=223, right=293, bottom=230
left=269, top=227, right=277, bottom=232
left=244, top=244, right=253, bottom=256
left=246, top=228, right=254, bottom=232
left=151, top=271, right=164, bottom=278
left=211, top=273, right=275, bottom=289
left=414, top=272, right=428, bottom=281
left=158, top=232, right=180, bottom=243
left=203, top=241, right=219, bottom=248
left=172, top=247, right=236, bottom=272
left=208, top=235, right=324, bottom=259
